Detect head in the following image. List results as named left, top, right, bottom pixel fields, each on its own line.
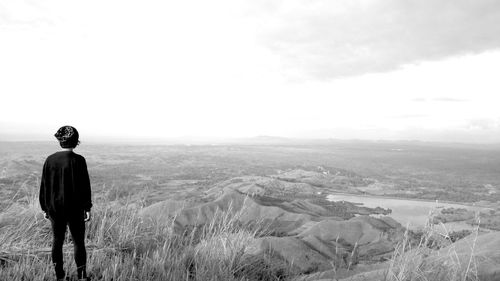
left=54, top=126, right=80, bottom=149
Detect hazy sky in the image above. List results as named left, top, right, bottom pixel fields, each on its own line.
left=2, top=0, right=500, bottom=142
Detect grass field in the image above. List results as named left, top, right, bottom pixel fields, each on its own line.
left=0, top=140, right=498, bottom=280
left=0, top=183, right=483, bottom=281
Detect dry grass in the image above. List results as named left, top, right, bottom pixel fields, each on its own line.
left=0, top=183, right=486, bottom=281
left=0, top=184, right=292, bottom=281
left=384, top=213, right=481, bottom=281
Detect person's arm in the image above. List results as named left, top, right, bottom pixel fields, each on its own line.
left=81, top=157, right=93, bottom=212
left=39, top=161, right=47, bottom=213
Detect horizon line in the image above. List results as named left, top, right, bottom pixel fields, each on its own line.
left=2, top=135, right=500, bottom=147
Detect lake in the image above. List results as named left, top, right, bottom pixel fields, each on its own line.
left=327, top=194, right=488, bottom=233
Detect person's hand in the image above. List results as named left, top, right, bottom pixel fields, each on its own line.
left=84, top=211, right=91, bottom=222
left=43, top=212, right=49, bottom=220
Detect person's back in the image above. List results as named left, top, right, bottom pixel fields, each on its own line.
left=41, top=150, right=92, bottom=218
left=39, top=126, right=92, bottom=281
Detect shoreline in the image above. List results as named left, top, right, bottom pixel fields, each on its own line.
left=327, top=191, right=495, bottom=210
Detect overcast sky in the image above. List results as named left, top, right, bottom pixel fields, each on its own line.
left=2, top=0, right=500, bottom=143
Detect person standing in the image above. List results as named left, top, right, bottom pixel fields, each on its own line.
left=39, top=126, right=92, bottom=281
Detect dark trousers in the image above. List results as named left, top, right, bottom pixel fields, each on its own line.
left=50, top=213, right=87, bottom=279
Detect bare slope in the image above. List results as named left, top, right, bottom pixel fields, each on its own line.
left=140, top=176, right=403, bottom=274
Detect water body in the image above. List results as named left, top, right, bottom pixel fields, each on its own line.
left=327, top=194, right=488, bottom=233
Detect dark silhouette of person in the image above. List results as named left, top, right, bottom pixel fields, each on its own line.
left=39, top=126, right=92, bottom=281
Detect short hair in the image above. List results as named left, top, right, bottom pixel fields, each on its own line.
left=54, top=126, right=80, bottom=148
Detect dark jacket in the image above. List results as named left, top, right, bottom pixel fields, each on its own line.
left=39, top=151, right=92, bottom=217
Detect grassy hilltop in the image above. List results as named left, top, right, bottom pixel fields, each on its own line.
left=1, top=141, right=500, bottom=280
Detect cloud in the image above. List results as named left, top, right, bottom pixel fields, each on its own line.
left=389, top=114, right=428, bottom=119
left=0, top=0, right=53, bottom=26
left=412, top=97, right=468, bottom=102
left=411, top=98, right=427, bottom=102
left=433, top=97, right=468, bottom=102
left=254, top=0, right=500, bottom=80
left=466, top=118, right=500, bottom=130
